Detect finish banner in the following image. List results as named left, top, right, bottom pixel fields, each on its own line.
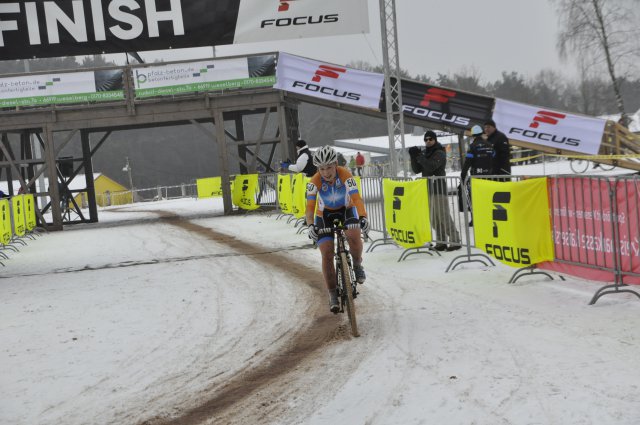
left=0, top=1, right=368, bottom=61
left=0, top=199, right=11, bottom=245
left=382, top=179, right=431, bottom=249
left=196, top=177, right=222, bottom=198
left=133, top=55, right=276, bottom=98
left=493, top=98, right=605, bottom=155
left=277, top=174, right=292, bottom=215
left=0, top=70, right=124, bottom=108
left=232, top=174, right=259, bottom=210
left=384, top=79, right=495, bottom=130
left=472, top=178, right=554, bottom=268
left=274, top=52, right=384, bottom=110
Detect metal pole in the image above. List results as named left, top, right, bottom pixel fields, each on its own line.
left=379, top=0, right=407, bottom=177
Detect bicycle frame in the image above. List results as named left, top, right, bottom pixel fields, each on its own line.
left=332, top=222, right=359, bottom=337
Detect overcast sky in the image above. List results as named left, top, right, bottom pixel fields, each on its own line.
left=109, top=0, right=570, bottom=83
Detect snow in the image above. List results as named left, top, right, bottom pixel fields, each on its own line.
left=2, top=167, right=640, bottom=425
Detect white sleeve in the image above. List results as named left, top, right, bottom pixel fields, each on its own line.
left=288, top=153, right=309, bottom=173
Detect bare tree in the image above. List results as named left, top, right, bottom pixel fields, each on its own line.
left=553, top=0, right=640, bottom=123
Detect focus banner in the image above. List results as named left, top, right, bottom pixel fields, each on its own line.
left=234, top=0, right=368, bottom=44
left=472, top=178, right=554, bottom=267
left=232, top=174, right=259, bottom=210
left=24, top=194, right=36, bottom=231
left=133, top=55, right=276, bottom=98
left=0, top=199, right=11, bottom=244
left=1, top=1, right=369, bottom=61
left=291, top=173, right=308, bottom=219
left=384, top=79, right=494, bottom=129
left=382, top=179, right=431, bottom=249
left=274, top=52, right=384, bottom=110
left=277, top=174, right=293, bottom=214
left=11, top=194, right=26, bottom=237
left=196, top=177, right=222, bottom=199
left=493, top=98, right=605, bottom=155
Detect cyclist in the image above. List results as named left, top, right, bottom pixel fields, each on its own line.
left=305, top=145, right=370, bottom=313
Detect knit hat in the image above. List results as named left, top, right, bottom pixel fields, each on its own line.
left=423, top=130, right=438, bottom=141
left=296, top=139, right=307, bottom=148
left=484, top=119, right=496, bottom=128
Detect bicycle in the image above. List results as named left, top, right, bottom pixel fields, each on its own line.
left=569, top=158, right=615, bottom=173
left=331, top=220, right=362, bottom=337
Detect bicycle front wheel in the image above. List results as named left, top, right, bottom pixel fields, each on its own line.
left=339, top=252, right=359, bottom=337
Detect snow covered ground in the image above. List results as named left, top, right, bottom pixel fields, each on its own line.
left=2, top=163, right=640, bottom=425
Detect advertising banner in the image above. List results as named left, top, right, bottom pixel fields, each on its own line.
left=0, top=70, right=124, bottom=108
left=539, top=177, right=640, bottom=284
left=0, top=199, right=12, bottom=245
left=277, top=174, right=293, bottom=214
left=493, top=99, right=605, bottom=155
left=196, top=177, right=222, bottom=199
left=385, top=79, right=494, bottom=130
left=274, top=52, right=384, bottom=110
left=232, top=174, right=260, bottom=210
left=0, top=1, right=369, bottom=61
left=133, top=55, right=276, bottom=98
left=24, top=194, right=36, bottom=231
left=11, top=194, right=26, bottom=237
left=234, top=0, right=368, bottom=44
left=383, top=179, right=431, bottom=249
left=290, top=173, right=309, bottom=219
left=472, top=178, right=554, bottom=267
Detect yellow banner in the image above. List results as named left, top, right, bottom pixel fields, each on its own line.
left=383, top=179, right=431, bottom=248
left=290, top=173, right=309, bottom=219
left=24, top=194, right=36, bottom=231
left=277, top=174, right=293, bottom=214
left=232, top=174, right=260, bottom=210
left=471, top=178, right=554, bottom=267
left=0, top=199, right=11, bottom=244
left=11, top=194, right=26, bottom=237
left=196, top=177, right=222, bottom=198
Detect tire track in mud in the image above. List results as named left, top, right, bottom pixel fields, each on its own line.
left=136, top=211, right=349, bottom=425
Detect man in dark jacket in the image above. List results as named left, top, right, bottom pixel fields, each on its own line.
left=484, top=119, right=511, bottom=175
left=281, top=139, right=317, bottom=177
left=408, top=130, right=461, bottom=251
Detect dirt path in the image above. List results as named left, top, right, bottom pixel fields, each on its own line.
left=138, top=212, right=354, bottom=425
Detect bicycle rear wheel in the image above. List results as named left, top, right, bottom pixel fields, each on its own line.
left=599, top=162, right=615, bottom=171
left=339, top=252, right=359, bottom=337
left=570, top=159, right=588, bottom=173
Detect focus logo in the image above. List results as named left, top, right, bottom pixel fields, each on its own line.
left=292, top=64, right=360, bottom=101
left=262, top=1, right=338, bottom=28
left=278, top=0, right=298, bottom=12
left=484, top=190, right=531, bottom=264
left=403, top=87, right=470, bottom=126
left=509, top=110, right=580, bottom=147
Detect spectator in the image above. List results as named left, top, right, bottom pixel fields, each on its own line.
left=484, top=119, right=511, bottom=175
left=281, top=139, right=317, bottom=177
left=355, top=151, right=365, bottom=176
left=461, top=125, right=496, bottom=226
left=409, top=130, right=461, bottom=251
left=348, top=156, right=356, bottom=174
left=337, top=152, right=347, bottom=167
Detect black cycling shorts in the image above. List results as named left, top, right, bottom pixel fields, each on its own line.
left=315, top=206, right=359, bottom=245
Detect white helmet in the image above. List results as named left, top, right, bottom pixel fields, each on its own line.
left=470, top=124, right=483, bottom=136
left=313, top=145, right=338, bottom=167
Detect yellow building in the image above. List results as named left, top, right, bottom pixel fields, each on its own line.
left=73, top=173, right=132, bottom=207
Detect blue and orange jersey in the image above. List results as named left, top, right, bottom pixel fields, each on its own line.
left=306, top=166, right=367, bottom=218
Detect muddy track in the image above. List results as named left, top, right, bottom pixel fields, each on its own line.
left=134, top=211, right=350, bottom=425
